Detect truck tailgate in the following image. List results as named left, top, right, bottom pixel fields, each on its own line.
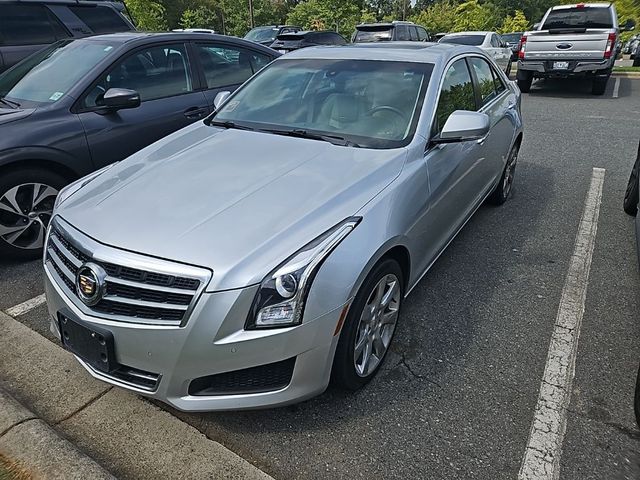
left=523, top=30, right=608, bottom=60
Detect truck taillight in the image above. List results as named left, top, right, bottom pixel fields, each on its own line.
left=604, top=33, right=616, bottom=59
left=518, top=35, right=527, bottom=59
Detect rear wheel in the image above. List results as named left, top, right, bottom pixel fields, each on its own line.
left=591, top=76, right=608, bottom=95
left=623, top=142, right=640, bottom=216
left=516, top=70, right=533, bottom=93
left=488, top=142, right=519, bottom=205
left=634, top=55, right=640, bottom=67
left=0, top=168, right=66, bottom=259
left=332, top=258, right=403, bottom=390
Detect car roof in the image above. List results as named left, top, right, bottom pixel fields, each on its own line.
left=550, top=3, right=612, bottom=9
left=282, top=42, right=480, bottom=63
left=443, top=31, right=492, bottom=36
left=77, top=31, right=276, bottom=52
left=356, top=22, right=414, bottom=28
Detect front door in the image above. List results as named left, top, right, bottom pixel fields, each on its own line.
left=76, top=42, right=210, bottom=168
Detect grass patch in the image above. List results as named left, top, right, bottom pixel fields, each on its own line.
left=614, top=66, right=640, bottom=73
left=0, top=454, right=31, bottom=480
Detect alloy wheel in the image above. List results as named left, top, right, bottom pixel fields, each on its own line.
left=353, top=273, right=401, bottom=377
left=0, top=183, right=58, bottom=250
left=503, top=147, right=518, bottom=198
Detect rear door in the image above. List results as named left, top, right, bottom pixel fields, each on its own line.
left=468, top=56, right=515, bottom=191
left=193, top=42, right=275, bottom=109
left=0, top=4, right=70, bottom=72
left=77, top=42, right=209, bottom=167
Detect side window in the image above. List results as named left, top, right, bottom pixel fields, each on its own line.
left=68, top=6, right=131, bottom=34
left=409, top=27, right=418, bottom=41
left=396, top=26, right=410, bottom=41
left=469, top=57, right=498, bottom=106
left=328, top=33, right=346, bottom=45
left=0, top=5, right=69, bottom=46
left=434, top=59, right=476, bottom=134
left=83, top=43, right=193, bottom=108
left=196, top=44, right=267, bottom=89
left=492, top=66, right=506, bottom=94
left=491, top=35, right=501, bottom=47
left=417, top=27, right=428, bottom=41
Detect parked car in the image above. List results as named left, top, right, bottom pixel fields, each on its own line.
left=516, top=3, right=635, bottom=95
left=624, top=35, right=639, bottom=55
left=244, top=25, right=302, bottom=46
left=44, top=42, right=523, bottom=411
left=353, top=21, right=430, bottom=43
left=0, top=32, right=278, bottom=258
left=439, top=31, right=513, bottom=74
left=0, top=0, right=135, bottom=73
left=501, top=31, right=524, bottom=61
left=270, top=30, right=347, bottom=53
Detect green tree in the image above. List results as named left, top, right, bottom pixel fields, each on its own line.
left=409, top=0, right=457, bottom=34
left=453, top=0, right=499, bottom=32
left=286, top=0, right=361, bottom=37
left=126, top=0, right=168, bottom=31
left=179, top=6, right=219, bottom=29
left=500, top=9, right=529, bottom=33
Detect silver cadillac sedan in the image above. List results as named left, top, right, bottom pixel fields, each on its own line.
left=44, top=43, right=523, bottom=411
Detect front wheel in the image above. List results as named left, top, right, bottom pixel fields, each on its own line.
left=623, top=142, right=640, bottom=216
left=0, top=168, right=66, bottom=260
left=331, top=259, right=403, bottom=390
left=488, top=143, right=519, bottom=205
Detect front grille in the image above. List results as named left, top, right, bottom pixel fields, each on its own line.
left=188, top=358, right=296, bottom=396
left=45, top=218, right=210, bottom=326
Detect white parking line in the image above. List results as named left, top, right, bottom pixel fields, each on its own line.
left=518, top=167, right=605, bottom=480
left=613, top=77, right=621, bottom=98
left=5, top=294, right=46, bottom=317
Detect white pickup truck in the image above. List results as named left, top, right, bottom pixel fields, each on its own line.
left=516, top=3, right=634, bottom=95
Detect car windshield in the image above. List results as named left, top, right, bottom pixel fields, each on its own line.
left=245, top=27, right=279, bottom=43
left=0, top=40, right=116, bottom=106
left=439, top=35, right=485, bottom=46
left=541, top=7, right=613, bottom=30
left=354, top=27, right=393, bottom=42
left=212, top=58, right=433, bottom=149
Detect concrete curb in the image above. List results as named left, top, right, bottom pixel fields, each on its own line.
left=0, top=388, right=116, bottom=479
left=0, top=311, right=274, bottom=480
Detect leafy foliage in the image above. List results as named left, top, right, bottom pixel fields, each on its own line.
left=499, top=10, right=529, bottom=34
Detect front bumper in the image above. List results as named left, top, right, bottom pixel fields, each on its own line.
left=518, top=58, right=613, bottom=77
left=45, top=264, right=345, bottom=411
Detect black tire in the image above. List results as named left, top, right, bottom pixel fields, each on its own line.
left=634, top=55, right=640, bottom=67
left=331, top=258, right=404, bottom=391
left=623, top=142, right=640, bottom=216
left=488, top=142, right=519, bottom=205
left=0, top=168, right=68, bottom=260
left=516, top=71, right=533, bottom=93
left=591, top=77, right=608, bottom=95
left=635, top=362, right=640, bottom=429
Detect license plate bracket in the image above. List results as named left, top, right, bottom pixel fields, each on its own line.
left=553, top=61, right=569, bottom=70
left=58, top=314, right=117, bottom=373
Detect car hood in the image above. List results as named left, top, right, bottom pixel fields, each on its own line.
left=0, top=107, right=35, bottom=126
left=58, top=123, right=406, bottom=291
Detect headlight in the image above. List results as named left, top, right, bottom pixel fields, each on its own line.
left=246, top=217, right=361, bottom=329
left=54, top=163, right=118, bottom=210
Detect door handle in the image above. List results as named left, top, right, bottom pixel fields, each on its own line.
left=184, top=106, right=208, bottom=119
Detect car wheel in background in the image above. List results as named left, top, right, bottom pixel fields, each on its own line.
left=516, top=70, right=533, bottom=93
left=634, top=54, right=640, bottom=67
left=0, top=168, right=66, bottom=259
left=332, top=258, right=403, bottom=390
left=591, top=76, right=608, bottom=95
left=623, top=142, right=640, bottom=216
left=488, top=142, right=519, bottom=205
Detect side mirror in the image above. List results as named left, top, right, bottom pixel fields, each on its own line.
left=102, top=88, right=140, bottom=111
left=432, top=111, right=490, bottom=144
left=623, top=19, right=636, bottom=32
left=533, top=23, right=541, bottom=30
left=214, top=91, right=231, bottom=110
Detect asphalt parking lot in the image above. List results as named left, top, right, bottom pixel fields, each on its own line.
left=2, top=76, right=640, bottom=479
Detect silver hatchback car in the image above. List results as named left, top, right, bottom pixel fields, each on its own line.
left=44, top=43, right=523, bottom=411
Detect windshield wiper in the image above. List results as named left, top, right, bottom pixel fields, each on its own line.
left=0, top=97, right=20, bottom=109
left=263, top=128, right=360, bottom=147
left=206, top=119, right=255, bottom=131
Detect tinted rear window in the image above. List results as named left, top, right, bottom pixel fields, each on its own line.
left=541, top=7, right=613, bottom=30
left=439, top=35, right=485, bottom=46
left=68, top=6, right=131, bottom=34
left=354, top=27, right=393, bottom=43
left=0, top=5, right=69, bottom=46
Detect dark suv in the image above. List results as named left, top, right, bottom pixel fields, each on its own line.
left=353, top=21, right=430, bottom=43
left=0, top=0, right=135, bottom=73
left=270, top=30, right=347, bottom=52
